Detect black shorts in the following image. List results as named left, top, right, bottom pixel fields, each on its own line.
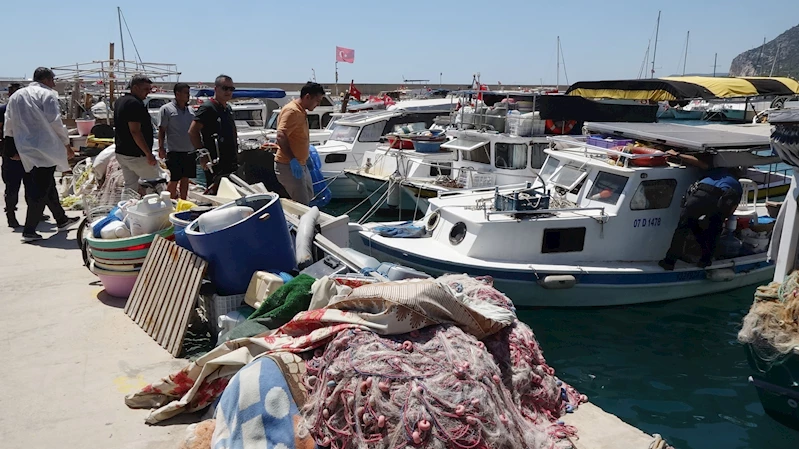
left=166, top=151, right=197, bottom=180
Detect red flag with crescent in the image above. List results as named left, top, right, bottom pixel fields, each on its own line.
left=336, top=46, right=355, bottom=63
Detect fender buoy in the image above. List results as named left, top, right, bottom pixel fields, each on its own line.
left=630, top=146, right=668, bottom=167
left=545, top=119, right=577, bottom=135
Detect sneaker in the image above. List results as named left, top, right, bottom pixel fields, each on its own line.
left=658, top=259, right=675, bottom=271
left=56, top=216, right=80, bottom=231
left=697, top=259, right=712, bottom=269
left=40, top=214, right=50, bottom=222
left=22, top=232, right=43, bottom=243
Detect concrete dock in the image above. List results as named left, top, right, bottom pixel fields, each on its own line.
left=0, top=185, right=190, bottom=449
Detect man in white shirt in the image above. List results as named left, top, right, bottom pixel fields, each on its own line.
left=4, top=67, right=79, bottom=242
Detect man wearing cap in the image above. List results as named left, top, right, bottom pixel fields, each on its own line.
left=114, top=74, right=160, bottom=196
left=4, top=67, right=79, bottom=242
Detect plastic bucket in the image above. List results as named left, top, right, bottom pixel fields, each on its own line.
left=91, top=264, right=139, bottom=298
left=170, top=211, right=195, bottom=251
left=185, top=193, right=296, bottom=295
left=76, top=119, right=96, bottom=136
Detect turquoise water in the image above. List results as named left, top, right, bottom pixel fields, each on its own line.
left=323, top=199, right=798, bottom=449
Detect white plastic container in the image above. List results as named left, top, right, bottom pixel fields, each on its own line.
left=197, top=206, right=254, bottom=234
left=100, top=221, right=132, bottom=239
left=244, top=271, right=285, bottom=308
left=126, top=194, right=174, bottom=236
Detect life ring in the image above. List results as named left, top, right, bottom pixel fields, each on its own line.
left=151, top=86, right=158, bottom=93
left=545, top=119, right=577, bottom=135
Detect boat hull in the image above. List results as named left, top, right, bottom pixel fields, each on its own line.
left=324, top=170, right=363, bottom=200
left=744, top=345, right=799, bottom=430
left=354, top=232, right=774, bottom=307
left=672, top=110, right=704, bottom=120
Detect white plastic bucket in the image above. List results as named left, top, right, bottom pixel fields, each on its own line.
left=76, top=119, right=96, bottom=136
left=125, top=194, right=173, bottom=236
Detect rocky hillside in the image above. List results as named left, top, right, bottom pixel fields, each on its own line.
left=729, top=24, right=799, bottom=78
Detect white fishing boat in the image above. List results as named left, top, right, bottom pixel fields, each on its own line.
left=315, top=110, right=448, bottom=199
left=350, top=122, right=780, bottom=307
left=672, top=99, right=709, bottom=120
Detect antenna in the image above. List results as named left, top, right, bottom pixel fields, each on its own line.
left=651, top=11, right=661, bottom=78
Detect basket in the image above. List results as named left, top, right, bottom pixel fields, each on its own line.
left=210, top=293, right=246, bottom=331
left=495, top=188, right=550, bottom=212
left=413, top=140, right=443, bottom=153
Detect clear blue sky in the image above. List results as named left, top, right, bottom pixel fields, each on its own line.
left=4, top=0, right=798, bottom=85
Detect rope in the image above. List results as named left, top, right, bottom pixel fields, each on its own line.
left=343, top=179, right=392, bottom=217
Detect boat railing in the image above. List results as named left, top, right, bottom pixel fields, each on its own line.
left=485, top=206, right=607, bottom=220
left=547, top=136, right=668, bottom=168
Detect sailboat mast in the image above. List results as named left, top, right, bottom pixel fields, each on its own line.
left=713, top=53, right=718, bottom=77
left=117, top=7, right=126, bottom=73
left=682, top=30, right=690, bottom=76
left=651, top=10, right=661, bottom=78
left=770, top=43, right=780, bottom=77
left=556, top=36, right=560, bottom=90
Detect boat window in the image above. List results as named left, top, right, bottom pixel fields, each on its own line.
left=539, top=156, right=560, bottom=181
left=429, top=162, right=452, bottom=177
left=307, top=114, right=320, bottom=130
left=359, top=121, right=386, bottom=142
left=530, top=143, right=548, bottom=169
left=266, top=110, right=279, bottom=129
left=441, top=137, right=490, bottom=152
left=630, top=179, right=678, bottom=210
left=586, top=172, right=629, bottom=205
left=549, top=164, right=587, bottom=191
left=325, top=154, right=347, bottom=163
left=329, top=125, right=359, bottom=143
left=147, top=98, right=169, bottom=110
left=495, top=143, right=528, bottom=170
left=320, top=97, right=334, bottom=107
left=321, top=113, right=333, bottom=128
left=450, top=222, right=467, bottom=245
left=542, top=228, right=586, bottom=253
left=461, top=143, right=491, bottom=165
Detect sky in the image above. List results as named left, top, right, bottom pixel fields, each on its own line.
left=3, top=0, right=798, bottom=86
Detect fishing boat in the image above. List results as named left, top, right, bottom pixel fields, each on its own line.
left=350, top=122, right=780, bottom=307
left=738, top=108, right=799, bottom=429
left=672, top=99, right=709, bottom=120
left=314, top=110, right=448, bottom=199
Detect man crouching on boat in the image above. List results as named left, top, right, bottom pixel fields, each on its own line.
left=659, top=151, right=743, bottom=271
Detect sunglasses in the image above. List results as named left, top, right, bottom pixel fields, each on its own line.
left=218, top=85, right=236, bottom=92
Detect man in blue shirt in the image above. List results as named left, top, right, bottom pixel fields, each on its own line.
left=659, top=151, right=743, bottom=270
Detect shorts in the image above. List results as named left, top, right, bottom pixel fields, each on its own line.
left=116, top=153, right=161, bottom=191
left=166, top=151, right=197, bottom=180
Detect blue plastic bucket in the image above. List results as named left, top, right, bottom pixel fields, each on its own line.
left=169, top=212, right=195, bottom=251
left=185, top=193, right=296, bottom=295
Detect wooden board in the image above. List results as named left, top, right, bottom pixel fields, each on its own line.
left=124, top=235, right=207, bottom=356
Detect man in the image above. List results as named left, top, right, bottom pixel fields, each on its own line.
left=114, top=74, right=160, bottom=196
left=659, top=150, right=743, bottom=271
left=274, top=82, right=325, bottom=205
left=1, top=82, right=29, bottom=227
left=4, top=67, right=79, bottom=242
left=189, top=75, right=238, bottom=192
left=158, top=83, right=194, bottom=199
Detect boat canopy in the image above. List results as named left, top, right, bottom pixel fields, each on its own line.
left=193, top=88, right=286, bottom=99
left=566, top=76, right=799, bottom=101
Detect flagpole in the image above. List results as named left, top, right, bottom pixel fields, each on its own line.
left=335, top=61, right=339, bottom=97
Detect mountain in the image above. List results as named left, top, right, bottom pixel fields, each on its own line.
left=729, top=24, right=799, bottom=78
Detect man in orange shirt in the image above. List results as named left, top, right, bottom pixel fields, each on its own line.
left=274, top=82, right=325, bottom=205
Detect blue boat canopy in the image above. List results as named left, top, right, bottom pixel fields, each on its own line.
left=193, top=88, right=286, bottom=99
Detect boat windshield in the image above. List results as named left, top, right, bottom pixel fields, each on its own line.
left=267, top=110, right=279, bottom=129
left=539, top=156, right=560, bottom=182
left=329, top=124, right=360, bottom=143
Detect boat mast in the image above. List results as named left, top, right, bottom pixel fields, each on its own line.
left=651, top=11, right=661, bottom=78
left=682, top=30, right=690, bottom=76
left=755, top=37, right=766, bottom=75
left=117, top=7, right=126, bottom=73
left=556, top=36, right=560, bottom=91
left=713, top=53, right=718, bottom=77
left=770, top=43, right=780, bottom=76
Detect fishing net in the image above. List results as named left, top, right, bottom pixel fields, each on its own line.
left=298, top=275, right=583, bottom=449
left=738, top=270, right=799, bottom=364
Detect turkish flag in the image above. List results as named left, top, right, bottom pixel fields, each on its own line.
left=348, top=81, right=361, bottom=101
left=336, top=46, right=355, bottom=63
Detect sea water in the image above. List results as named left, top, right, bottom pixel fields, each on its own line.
left=323, top=199, right=797, bottom=449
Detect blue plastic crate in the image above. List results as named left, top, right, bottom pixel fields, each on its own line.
left=587, top=135, right=634, bottom=149
left=495, top=188, right=550, bottom=212
left=413, top=140, right=443, bottom=153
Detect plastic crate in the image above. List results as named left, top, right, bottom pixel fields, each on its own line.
left=412, top=140, right=443, bottom=153
left=494, top=188, right=550, bottom=212
left=210, top=293, right=245, bottom=331
left=587, top=135, right=634, bottom=149
left=458, top=171, right=495, bottom=189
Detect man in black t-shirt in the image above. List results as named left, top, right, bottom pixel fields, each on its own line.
left=114, top=74, right=160, bottom=196
left=189, top=74, right=238, bottom=191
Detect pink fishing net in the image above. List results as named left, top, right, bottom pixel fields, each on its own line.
left=299, top=275, right=584, bottom=449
